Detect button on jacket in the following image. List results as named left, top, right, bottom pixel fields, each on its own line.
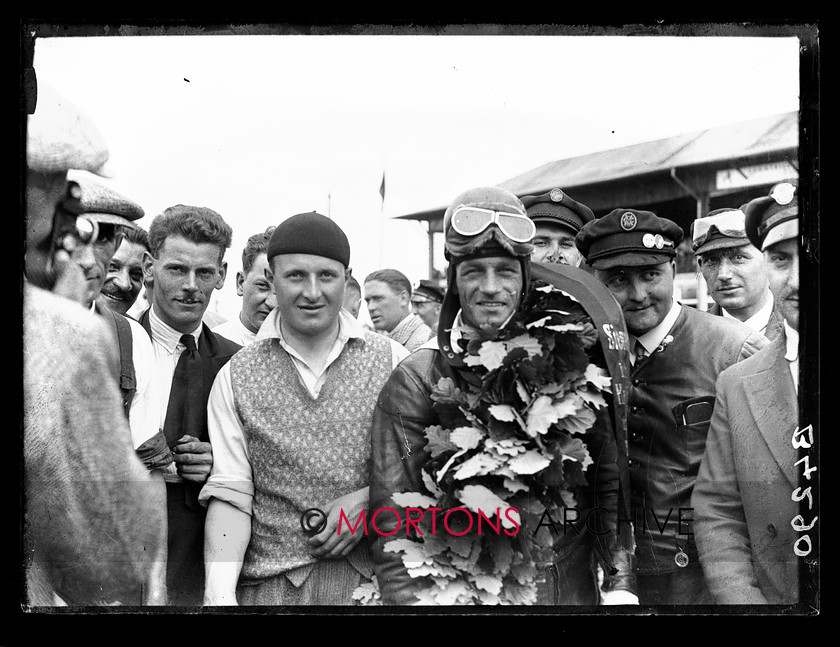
left=626, top=305, right=768, bottom=574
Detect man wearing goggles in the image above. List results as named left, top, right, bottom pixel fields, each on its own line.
left=691, top=206, right=784, bottom=341
left=370, top=186, right=634, bottom=606
left=692, top=180, right=805, bottom=605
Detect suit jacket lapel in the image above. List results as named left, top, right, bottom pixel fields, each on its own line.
left=743, top=337, right=798, bottom=488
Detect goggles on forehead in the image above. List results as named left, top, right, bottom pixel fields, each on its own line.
left=691, top=209, right=746, bottom=247
left=450, top=205, right=536, bottom=243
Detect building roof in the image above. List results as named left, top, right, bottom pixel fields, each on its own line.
left=397, top=111, right=798, bottom=223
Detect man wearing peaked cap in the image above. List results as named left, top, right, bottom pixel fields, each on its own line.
left=410, top=278, right=445, bottom=331
left=23, top=80, right=166, bottom=606
left=691, top=206, right=784, bottom=341
left=369, top=186, right=635, bottom=606
left=692, top=180, right=805, bottom=604
left=522, top=187, right=595, bottom=267
left=201, top=212, right=409, bottom=606
left=577, top=207, right=769, bottom=605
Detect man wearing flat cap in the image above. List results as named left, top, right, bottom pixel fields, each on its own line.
left=201, top=212, right=408, bottom=605
left=369, top=186, right=635, bottom=606
left=521, top=187, right=595, bottom=268
left=66, top=174, right=173, bottom=603
left=23, top=80, right=165, bottom=605
left=410, top=278, right=445, bottom=332
left=692, top=206, right=785, bottom=341
left=692, top=180, right=807, bottom=604
left=576, top=208, right=769, bottom=605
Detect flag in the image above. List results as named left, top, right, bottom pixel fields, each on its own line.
left=379, top=172, right=386, bottom=203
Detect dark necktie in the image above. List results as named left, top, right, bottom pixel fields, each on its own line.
left=633, top=341, right=648, bottom=365
left=162, top=334, right=204, bottom=448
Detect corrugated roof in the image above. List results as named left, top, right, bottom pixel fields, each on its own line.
left=397, top=111, right=798, bottom=222
left=501, top=111, right=798, bottom=194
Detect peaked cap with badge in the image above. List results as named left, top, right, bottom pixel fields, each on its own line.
left=575, top=208, right=684, bottom=270
left=411, top=279, right=445, bottom=304
left=520, top=187, right=595, bottom=235
left=744, top=180, right=799, bottom=251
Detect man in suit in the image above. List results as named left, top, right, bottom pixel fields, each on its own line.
left=691, top=206, right=785, bottom=341
left=692, top=180, right=805, bottom=604
left=575, top=208, right=769, bottom=605
left=139, top=204, right=242, bottom=605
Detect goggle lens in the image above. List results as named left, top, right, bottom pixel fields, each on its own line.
left=451, top=206, right=536, bottom=243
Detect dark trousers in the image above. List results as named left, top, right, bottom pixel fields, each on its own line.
left=166, top=482, right=207, bottom=606
left=637, top=565, right=713, bottom=605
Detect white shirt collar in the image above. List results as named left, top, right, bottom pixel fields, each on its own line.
left=784, top=320, right=799, bottom=362
left=149, top=304, right=203, bottom=353
left=721, top=290, right=774, bottom=334
left=632, top=299, right=681, bottom=356
left=255, top=307, right=366, bottom=345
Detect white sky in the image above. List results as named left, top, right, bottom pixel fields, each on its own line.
left=31, top=30, right=803, bottom=322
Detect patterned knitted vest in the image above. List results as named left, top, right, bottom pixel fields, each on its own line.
left=230, top=331, right=393, bottom=582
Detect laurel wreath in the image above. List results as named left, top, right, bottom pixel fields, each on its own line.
left=353, top=282, right=612, bottom=605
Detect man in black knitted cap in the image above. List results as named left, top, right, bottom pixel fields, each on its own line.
left=576, top=208, right=769, bottom=605
left=369, top=187, right=635, bottom=606
left=201, top=212, right=408, bottom=606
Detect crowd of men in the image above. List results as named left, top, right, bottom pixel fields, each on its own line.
left=22, top=81, right=809, bottom=609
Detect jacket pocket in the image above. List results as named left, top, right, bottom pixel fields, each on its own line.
left=671, top=395, right=715, bottom=476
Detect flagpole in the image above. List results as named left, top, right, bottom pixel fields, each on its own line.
left=378, top=166, right=385, bottom=267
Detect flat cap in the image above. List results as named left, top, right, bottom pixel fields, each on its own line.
left=26, top=81, right=112, bottom=177
left=520, top=187, right=595, bottom=235
left=690, top=207, right=750, bottom=255
left=576, top=208, right=684, bottom=270
left=744, top=180, right=799, bottom=251
left=411, top=279, right=445, bottom=303
left=68, top=171, right=144, bottom=228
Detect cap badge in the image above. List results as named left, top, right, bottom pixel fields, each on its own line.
left=620, top=211, right=637, bottom=231
left=654, top=234, right=665, bottom=249
left=549, top=188, right=564, bottom=202
left=642, top=233, right=656, bottom=248
left=770, top=182, right=796, bottom=206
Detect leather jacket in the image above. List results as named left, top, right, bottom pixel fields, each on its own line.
left=369, top=270, right=637, bottom=605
